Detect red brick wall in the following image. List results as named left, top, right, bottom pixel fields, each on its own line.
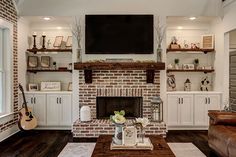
left=79, top=70, right=160, bottom=119
left=0, top=0, right=18, bottom=133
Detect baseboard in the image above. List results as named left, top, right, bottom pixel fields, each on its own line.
left=0, top=124, right=19, bottom=142
left=167, top=126, right=208, bottom=130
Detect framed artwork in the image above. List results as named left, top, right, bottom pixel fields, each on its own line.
left=53, top=36, right=63, bottom=47
left=68, top=82, right=72, bottom=91
left=41, top=82, right=61, bottom=91
left=122, top=126, right=137, bottom=146
left=202, top=35, right=214, bottom=49
left=41, top=56, right=50, bottom=68
left=28, top=56, right=38, bottom=68
left=28, top=83, right=38, bottom=91
left=66, top=36, right=72, bottom=47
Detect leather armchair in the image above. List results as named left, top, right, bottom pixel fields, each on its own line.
left=208, top=111, right=236, bottom=157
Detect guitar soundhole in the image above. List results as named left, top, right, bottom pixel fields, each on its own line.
left=25, top=112, right=29, bottom=116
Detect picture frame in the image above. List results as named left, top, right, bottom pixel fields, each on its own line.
left=122, top=126, right=137, bottom=146
left=41, top=82, right=61, bottom=91
left=66, top=36, right=72, bottom=47
left=53, top=36, right=63, bottom=47
left=68, top=82, right=72, bottom=91
left=40, top=56, right=50, bottom=68
left=183, top=64, right=195, bottom=70
left=28, top=83, right=39, bottom=91
left=202, top=34, right=214, bottom=49
left=28, top=56, right=38, bottom=68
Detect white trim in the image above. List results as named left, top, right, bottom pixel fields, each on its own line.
left=12, top=0, right=19, bottom=15
left=0, top=125, right=19, bottom=142
left=0, top=112, right=16, bottom=123
left=0, top=19, right=14, bottom=115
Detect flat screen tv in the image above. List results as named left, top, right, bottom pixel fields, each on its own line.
left=85, top=15, right=153, bottom=54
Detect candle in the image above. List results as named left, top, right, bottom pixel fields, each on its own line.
left=33, top=32, right=37, bottom=36
left=42, top=32, right=46, bottom=36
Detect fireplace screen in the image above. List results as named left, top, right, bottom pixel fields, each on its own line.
left=96, top=96, right=143, bottom=119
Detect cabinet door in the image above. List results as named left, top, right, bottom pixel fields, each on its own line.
left=208, top=94, right=221, bottom=110
left=59, top=94, right=72, bottom=126
left=167, top=95, right=179, bottom=126
left=179, top=95, right=193, bottom=125
left=33, top=94, right=46, bottom=126
left=20, top=94, right=34, bottom=109
left=194, top=94, right=208, bottom=126
left=47, top=94, right=60, bottom=126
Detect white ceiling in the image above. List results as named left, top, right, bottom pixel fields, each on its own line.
left=14, top=0, right=223, bottom=17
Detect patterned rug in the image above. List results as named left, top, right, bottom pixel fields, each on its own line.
left=58, top=142, right=206, bottom=157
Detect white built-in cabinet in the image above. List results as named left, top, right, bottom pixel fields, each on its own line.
left=47, top=94, right=72, bottom=126
left=20, top=92, right=72, bottom=129
left=167, top=92, right=221, bottom=129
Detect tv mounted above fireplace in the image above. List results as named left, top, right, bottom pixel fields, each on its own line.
left=85, top=15, right=154, bottom=54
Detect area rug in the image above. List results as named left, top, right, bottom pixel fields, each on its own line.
left=58, top=142, right=206, bottom=157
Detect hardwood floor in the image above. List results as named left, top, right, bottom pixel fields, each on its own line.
left=0, top=130, right=218, bottom=157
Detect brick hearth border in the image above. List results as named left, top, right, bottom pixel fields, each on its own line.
left=73, top=119, right=167, bottom=138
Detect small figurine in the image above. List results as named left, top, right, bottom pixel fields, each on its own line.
left=167, top=74, right=176, bottom=91
left=184, top=78, right=191, bottom=91
left=200, top=76, right=210, bottom=91
left=47, top=39, right=51, bottom=49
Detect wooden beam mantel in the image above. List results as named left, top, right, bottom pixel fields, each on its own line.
left=74, top=62, right=165, bottom=84
left=74, top=62, right=165, bottom=70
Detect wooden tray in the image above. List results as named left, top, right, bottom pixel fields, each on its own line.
left=110, top=138, right=153, bottom=150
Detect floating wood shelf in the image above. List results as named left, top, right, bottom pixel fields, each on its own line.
left=166, top=48, right=215, bottom=53
left=27, top=69, right=72, bottom=73
left=74, top=62, right=165, bottom=70
left=27, top=48, right=72, bottom=54
left=74, top=62, right=165, bottom=84
left=167, top=69, right=214, bottom=73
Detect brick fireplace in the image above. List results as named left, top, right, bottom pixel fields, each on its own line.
left=73, top=69, right=167, bottom=138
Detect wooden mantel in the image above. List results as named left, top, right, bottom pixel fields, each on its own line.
left=74, top=62, right=165, bottom=70
left=74, top=62, right=165, bottom=83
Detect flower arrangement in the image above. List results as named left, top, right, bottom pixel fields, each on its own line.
left=154, top=16, right=166, bottom=49
left=135, top=117, right=150, bottom=128
left=110, top=110, right=126, bottom=124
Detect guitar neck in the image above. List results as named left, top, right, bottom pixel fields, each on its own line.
left=19, top=84, right=29, bottom=112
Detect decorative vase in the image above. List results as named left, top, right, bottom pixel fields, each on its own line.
left=157, top=48, right=162, bottom=62
left=77, top=48, right=82, bottom=62
left=113, top=123, right=124, bottom=145
left=175, top=64, right=179, bottom=69
left=139, top=127, right=145, bottom=143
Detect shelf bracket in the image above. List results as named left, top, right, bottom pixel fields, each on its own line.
left=84, top=69, right=93, bottom=84
left=146, top=70, right=155, bottom=83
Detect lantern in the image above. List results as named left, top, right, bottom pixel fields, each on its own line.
left=151, top=96, right=163, bottom=122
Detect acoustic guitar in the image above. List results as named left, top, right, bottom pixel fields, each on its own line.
left=18, top=84, right=37, bottom=130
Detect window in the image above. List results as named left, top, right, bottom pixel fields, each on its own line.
left=0, top=19, right=13, bottom=116
left=0, top=28, right=3, bottom=113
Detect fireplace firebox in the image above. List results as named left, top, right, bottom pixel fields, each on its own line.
left=96, top=96, right=143, bottom=119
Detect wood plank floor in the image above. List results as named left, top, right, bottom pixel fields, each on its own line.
left=0, top=130, right=218, bottom=157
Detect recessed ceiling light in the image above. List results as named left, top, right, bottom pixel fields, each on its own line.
left=57, top=27, right=62, bottom=30
left=177, top=26, right=183, bottom=29
left=189, top=17, right=196, bottom=20
left=43, top=17, right=51, bottom=21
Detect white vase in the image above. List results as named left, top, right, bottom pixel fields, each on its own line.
left=157, top=48, right=162, bottom=62
left=77, top=48, right=82, bottom=62
left=80, top=106, right=91, bottom=122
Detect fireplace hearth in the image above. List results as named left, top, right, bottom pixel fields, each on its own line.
left=96, top=96, right=143, bottom=119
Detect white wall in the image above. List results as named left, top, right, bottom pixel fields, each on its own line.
left=18, top=17, right=30, bottom=89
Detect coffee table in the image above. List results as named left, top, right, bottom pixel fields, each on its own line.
left=91, top=135, right=175, bottom=157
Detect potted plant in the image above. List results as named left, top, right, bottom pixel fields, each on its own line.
left=174, top=58, right=179, bottom=69
left=194, top=58, right=199, bottom=69
left=53, top=61, right=57, bottom=70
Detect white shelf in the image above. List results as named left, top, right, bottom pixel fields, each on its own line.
left=167, top=91, right=222, bottom=94
left=24, top=91, right=72, bottom=94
